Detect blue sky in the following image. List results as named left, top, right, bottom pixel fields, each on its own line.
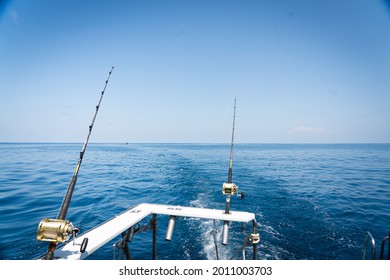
left=1, top=0, right=389, bottom=143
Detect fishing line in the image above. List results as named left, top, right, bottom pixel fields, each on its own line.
left=209, top=97, right=237, bottom=143
left=323, top=108, right=390, bottom=128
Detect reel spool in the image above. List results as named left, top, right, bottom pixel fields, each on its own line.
left=37, top=218, right=74, bottom=243
left=222, top=182, right=244, bottom=199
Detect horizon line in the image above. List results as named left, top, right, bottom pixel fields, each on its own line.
left=1, top=141, right=389, bottom=145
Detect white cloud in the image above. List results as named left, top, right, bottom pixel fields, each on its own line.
left=292, top=125, right=326, bottom=133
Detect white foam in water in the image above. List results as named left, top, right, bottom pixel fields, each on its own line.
left=189, top=191, right=251, bottom=260
left=189, top=193, right=226, bottom=259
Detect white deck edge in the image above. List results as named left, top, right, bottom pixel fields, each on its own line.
left=51, top=203, right=256, bottom=260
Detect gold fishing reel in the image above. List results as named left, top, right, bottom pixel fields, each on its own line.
left=222, top=182, right=244, bottom=199
left=37, top=218, right=89, bottom=254
left=222, top=182, right=238, bottom=195
left=37, top=218, right=74, bottom=243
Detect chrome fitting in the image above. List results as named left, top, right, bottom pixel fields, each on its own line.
left=250, top=233, right=260, bottom=244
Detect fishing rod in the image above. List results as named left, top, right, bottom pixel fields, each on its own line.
left=227, top=97, right=236, bottom=184
left=36, top=66, right=114, bottom=260
left=221, top=97, right=244, bottom=245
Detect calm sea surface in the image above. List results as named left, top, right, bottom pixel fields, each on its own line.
left=0, top=143, right=389, bottom=260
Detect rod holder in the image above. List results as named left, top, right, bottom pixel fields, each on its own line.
left=127, top=226, right=135, bottom=242
left=165, top=216, right=176, bottom=241
left=221, top=221, right=229, bottom=245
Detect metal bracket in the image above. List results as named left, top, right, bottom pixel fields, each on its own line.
left=250, top=233, right=260, bottom=244
left=72, top=228, right=88, bottom=253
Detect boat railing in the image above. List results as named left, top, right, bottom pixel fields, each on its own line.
left=362, top=231, right=376, bottom=260
left=362, top=230, right=390, bottom=260
left=379, top=232, right=389, bottom=260
left=40, top=203, right=259, bottom=260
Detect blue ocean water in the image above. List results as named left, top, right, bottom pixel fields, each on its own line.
left=0, top=143, right=389, bottom=260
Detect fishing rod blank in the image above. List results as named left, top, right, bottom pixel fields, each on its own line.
left=222, top=97, right=241, bottom=211
left=57, top=66, right=114, bottom=220
left=36, top=66, right=114, bottom=260
left=227, top=97, right=236, bottom=184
